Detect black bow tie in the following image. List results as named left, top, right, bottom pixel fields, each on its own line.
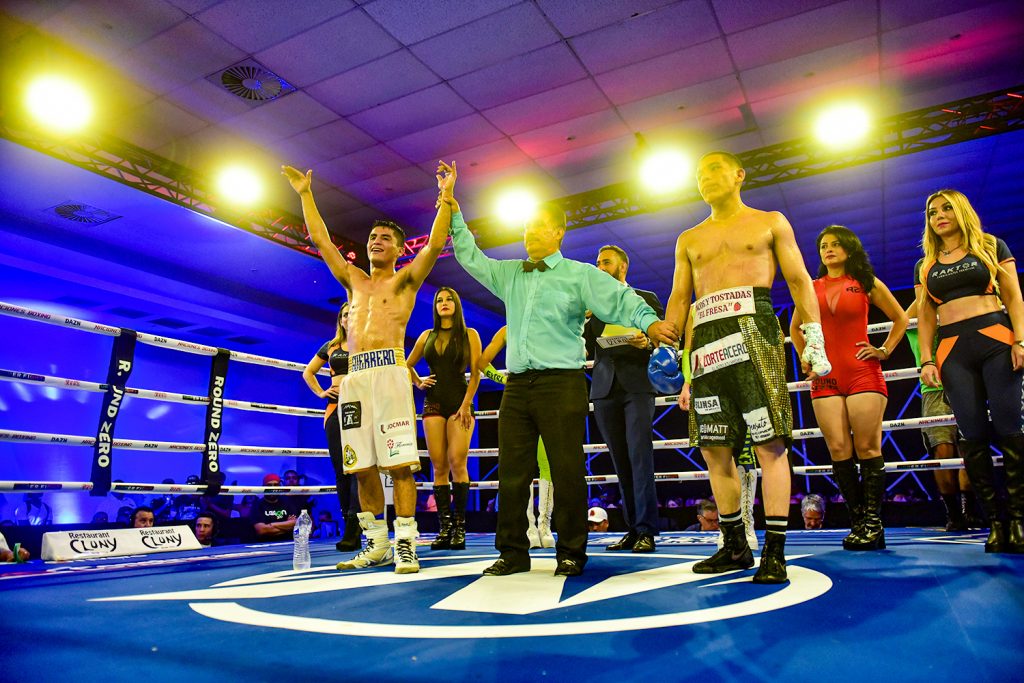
left=522, top=260, right=549, bottom=272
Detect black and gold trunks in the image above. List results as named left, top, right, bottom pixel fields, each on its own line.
left=688, top=287, right=792, bottom=449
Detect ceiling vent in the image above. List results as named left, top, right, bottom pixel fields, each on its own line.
left=208, top=60, right=295, bottom=103
left=47, top=201, right=121, bottom=226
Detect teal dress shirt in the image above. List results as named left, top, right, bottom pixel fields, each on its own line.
left=450, top=211, right=660, bottom=373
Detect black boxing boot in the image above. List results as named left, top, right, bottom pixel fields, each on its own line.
left=693, top=514, right=753, bottom=574
left=431, top=484, right=453, bottom=550
left=997, top=434, right=1024, bottom=554
left=831, top=458, right=864, bottom=549
left=844, top=457, right=886, bottom=550
left=959, top=439, right=1006, bottom=553
left=336, top=511, right=362, bottom=552
left=752, top=530, right=788, bottom=584
left=449, top=482, right=470, bottom=550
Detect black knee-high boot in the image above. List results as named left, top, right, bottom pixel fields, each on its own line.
left=431, top=484, right=452, bottom=550
left=831, top=458, right=863, bottom=548
left=450, top=482, right=470, bottom=550
left=844, top=457, right=886, bottom=550
left=959, top=439, right=1006, bottom=553
left=997, top=434, right=1024, bottom=553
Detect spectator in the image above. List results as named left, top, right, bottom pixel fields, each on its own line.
left=193, top=512, right=217, bottom=548
left=685, top=500, right=720, bottom=532
left=587, top=507, right=609, bottom=532
left=91, top=511, right=109, bottom=525
left=200, top=471, right=234, bottom=525
left=1, top=530, right=30, bottom=563
left=116, top=505, right=134, bottom=526
left=313, top=510, right=339, bottom=539
left=283, top=469, right=314, bottom=515
left=250, top=474, right=298, bottom=541
left=151, top=479, right=178, bottom=523
left=92, top=481, right=137, bottom=522
left=235, top=494, right=257, bottom=519
left=14, top=493, right=52, bottom=526
left=802, top=494, right=826, bottom=530
left=174, top=475, right=203, bottom=522
left=131, top=507, right=155, bottom=528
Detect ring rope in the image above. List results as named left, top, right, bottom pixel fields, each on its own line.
left=0, top=301, right=330, bottom=375
left=0, top=457, right=999, bottom=494
left=0, top=414, right=956, bottom=458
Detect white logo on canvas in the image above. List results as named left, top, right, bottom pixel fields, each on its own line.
left=93, top=554, right=831, bottom=639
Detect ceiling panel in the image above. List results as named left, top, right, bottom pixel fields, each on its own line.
left=305, top=49, right=440, bottom=117
left=254, top=10, right=401, bottom=88
left=196, top=0, right=354, bottom=54
left=347, top=84, right=474, bottom=141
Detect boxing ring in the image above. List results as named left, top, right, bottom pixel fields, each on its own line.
left=1, top=301, right=1022, bottom=681
left=0, top=301, right=997, bottom=498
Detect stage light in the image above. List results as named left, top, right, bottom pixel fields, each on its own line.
left=639, top=149, right=690, bottom=194
left=217, top=166, right=263, bottom=204
left=495, top=189, right=539, bottom=226
left=26, top=75, right=93, bottom=132
left=814, top=103, right=871, bottom=148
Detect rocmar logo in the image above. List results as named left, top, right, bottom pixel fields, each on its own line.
left=94, top=553, right=831, bottom=638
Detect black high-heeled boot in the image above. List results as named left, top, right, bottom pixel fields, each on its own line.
left=449, top=482, right=470, bottom=550
left=336, top=511, right=362, bottom=552
left=832, top=459, right=864, bottom=549
left=431, top=484, right=452, bottom=550
left=959, top=439, right=1006, bottom=553
left=997, top=434, right=1024, bottom=553
left=844, top=457, right=886, bottom=550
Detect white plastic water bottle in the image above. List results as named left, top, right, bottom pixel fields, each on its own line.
left=292, top=509, right=312, bottom=571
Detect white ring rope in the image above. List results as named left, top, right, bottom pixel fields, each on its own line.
left=2, top=301, right=952, bottom=496
left=0, top=301, right=330, bottom=375
left=0, top=456, right=1000, bottom=494
left=0, top=415, right=956, bottom=459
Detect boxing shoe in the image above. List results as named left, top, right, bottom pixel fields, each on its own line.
left=336, top=512, right=393, bottom=570
left=393, top=516, right=420, bottom=574
left=739, top=464, right=760, bottom=551
left=537, top=479, right=556, bottom=548
left=752, top=533, right=788, bottom=584
left=694, top=522, right=753, bottom=574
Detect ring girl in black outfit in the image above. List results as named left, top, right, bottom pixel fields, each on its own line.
left=407, top=287, right=482, bottom=550
left=302, top=303, right=361, bottom=552
left=915, top=189, right=1024, bottom=553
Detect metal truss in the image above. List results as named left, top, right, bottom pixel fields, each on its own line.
left=0, top=117, right=367, bottom=266
left=469, top=85, right=1024, bottom=248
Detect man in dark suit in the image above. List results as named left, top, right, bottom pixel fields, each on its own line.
left=585, top=245, right=665, bottom=552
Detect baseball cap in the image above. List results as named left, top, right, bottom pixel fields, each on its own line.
left=262, top=473, right=282, bottom=486
left=588, top=507, right=608, bottom=523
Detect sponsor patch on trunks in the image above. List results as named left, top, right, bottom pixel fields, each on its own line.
left=693, top=287, right=756, bottom=326
left=743, top=407, right=775, bottom=442
left=692, top=333, right=749, bottom=378
left=693, top=395, right=722, bottom=415
left=699, top=423, right=730, bottom=438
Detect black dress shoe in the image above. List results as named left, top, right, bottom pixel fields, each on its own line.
left=631, top=533, right=656, bottom=553
left=482, top=558, right=530, bottom=576
left=605, top=531, right=638, bottom=551
left=554, top=559, right=584, bottom=576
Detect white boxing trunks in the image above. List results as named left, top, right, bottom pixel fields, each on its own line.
left=339, top=348, right=419, bottom=473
